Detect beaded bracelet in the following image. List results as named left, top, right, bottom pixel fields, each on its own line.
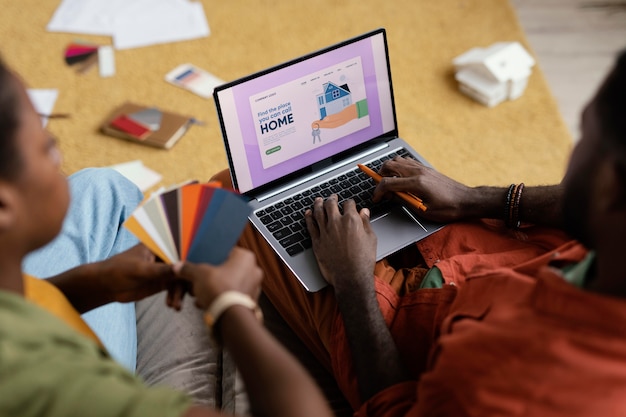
left=504, top=183, right=524, bottom=228
left=511, top=182, right=524, bottom=228
left=504, top=184, right=516, bottom=227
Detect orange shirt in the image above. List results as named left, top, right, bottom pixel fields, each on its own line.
left=254, top=215, right=624, bottom=415
left=345, top=222, right=626, bottom=417
left=356, top=253, right=626, bottom=416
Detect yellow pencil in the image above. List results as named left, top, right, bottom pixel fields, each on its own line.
left=357, top=164, right=427, bottom=212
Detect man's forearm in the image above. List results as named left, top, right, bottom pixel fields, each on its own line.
left=518, top=184, right=564, bottom=228
left=48, top=264, right=112, bottom=313
left=334, top=280, right=409, bottom=403
left=463, top=184, right=564, bottom=228
left=219, top=306, right=333, bottom=417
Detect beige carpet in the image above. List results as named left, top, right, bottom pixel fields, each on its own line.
left=1, top=0, right=573, bottom=189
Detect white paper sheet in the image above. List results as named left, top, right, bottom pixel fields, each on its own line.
left=26, top=89, right=59, bottom=127
left=47, top=0, right=210, bottom=50
left=47, top=0, right=134, bottom=35
left=109, top=160, right=163, bottom=192
left=114, top=1, right=210, bottom=50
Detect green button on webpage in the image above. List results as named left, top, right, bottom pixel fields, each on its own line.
left=266, top=146, right=281, bottom=155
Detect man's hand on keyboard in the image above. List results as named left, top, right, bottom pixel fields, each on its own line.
left=373, top=157, right=473, bottom=223
left=304, top=195, right=377, bottom=289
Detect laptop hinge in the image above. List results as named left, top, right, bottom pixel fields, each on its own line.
left=255, top=142, right=389, bottom=202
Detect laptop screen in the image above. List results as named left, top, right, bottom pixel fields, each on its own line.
left=214, top=29, right=396, bottom=195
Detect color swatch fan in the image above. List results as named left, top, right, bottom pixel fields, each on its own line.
left=124, top=182, right=252, bottom=265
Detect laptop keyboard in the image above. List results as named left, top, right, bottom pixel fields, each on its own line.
left=255, top=148, right=415, bottom=257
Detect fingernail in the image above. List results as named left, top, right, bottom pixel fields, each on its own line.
left=172, top=262, right=183, bottom=274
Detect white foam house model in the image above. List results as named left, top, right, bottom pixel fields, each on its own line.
left=453, top=42, right=535, bottom=107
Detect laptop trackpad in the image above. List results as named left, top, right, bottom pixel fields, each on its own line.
left=370, top=206, right=428, bottom=260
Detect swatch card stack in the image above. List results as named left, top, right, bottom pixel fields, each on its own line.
left=124, top=181, right=251, bottom=265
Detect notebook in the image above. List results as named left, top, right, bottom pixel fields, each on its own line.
left=101, top=102, right=192, bottom=150
left=213, top=28, right=444, bottom=292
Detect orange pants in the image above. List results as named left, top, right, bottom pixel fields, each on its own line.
left=211, top=170, right=434, bottom=371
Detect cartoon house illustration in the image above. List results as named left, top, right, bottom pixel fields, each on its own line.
left=452, top=42, right=535, bottom=107
left=316, top=82, right=352, bottom=119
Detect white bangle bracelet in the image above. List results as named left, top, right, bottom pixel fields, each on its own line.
left=203, top=291, right=263, bottom=329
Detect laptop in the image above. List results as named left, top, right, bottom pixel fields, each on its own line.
left=213, top=28, right=444, bottom=292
